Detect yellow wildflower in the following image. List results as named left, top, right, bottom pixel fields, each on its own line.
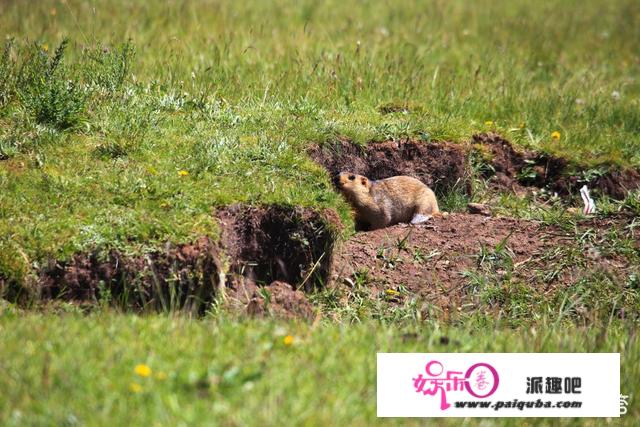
left=283, top=335, right=294, bottom=346
left=178, top=170, right=189, bottom=177
left=385, top=289, right=400, bottom=296
left=129, top=382, right=143, bottom=393
left=42, top=44, right=49, bottom=52
left=484, top=120, right=494, bottom=126
left=551, top=131, right=561, bottom=140
left=134, top=364, right=152, bottom=377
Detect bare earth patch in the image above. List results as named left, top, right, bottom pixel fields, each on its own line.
left=328, top=212, right=639, bottom=316
left=228, top=280, right=316, bottom=320
left=330, top=214, right=553, bottom=307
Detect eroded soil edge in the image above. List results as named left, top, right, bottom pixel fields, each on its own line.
left=309, top=133, right=640, bottom=199
left=1, top=205, right=340, bottom=318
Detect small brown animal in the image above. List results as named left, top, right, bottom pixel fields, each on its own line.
left=335, top=172, right=441, bottom=230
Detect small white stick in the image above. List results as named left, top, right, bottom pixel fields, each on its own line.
left=580, top=185, right=596, bottom=215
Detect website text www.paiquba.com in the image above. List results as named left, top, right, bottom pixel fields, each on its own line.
left=455, top=399, right=583, bottom=411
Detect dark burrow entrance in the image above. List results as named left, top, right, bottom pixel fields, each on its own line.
left=215, top=204, right=339, bottom=291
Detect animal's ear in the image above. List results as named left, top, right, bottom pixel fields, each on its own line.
left=360, top=177, right=367, bottom=186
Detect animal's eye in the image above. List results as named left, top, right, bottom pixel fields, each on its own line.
left=348, top=175, right=356, bottom=181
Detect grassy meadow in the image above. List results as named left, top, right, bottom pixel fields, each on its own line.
left=1, top=0, right=639, bottom=424
left=0, top=311, right=637, bottom=426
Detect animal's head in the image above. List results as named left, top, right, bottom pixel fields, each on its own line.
left=334, top=172, right=372, bottom=201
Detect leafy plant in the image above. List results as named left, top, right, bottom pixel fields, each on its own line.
left=83, top=40, right=135, bottom=94
left=17, top=39, right=87, bottom=130
left=577, top=166, right=607, bottom=184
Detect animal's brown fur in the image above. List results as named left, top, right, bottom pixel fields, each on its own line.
left=335, top=172, right=441, bottom=230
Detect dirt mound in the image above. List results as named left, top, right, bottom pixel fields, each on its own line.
left=329, top=213, right=638, bottom=312
left=309, top=138, right=471, bottom=194
left=228, top=280, right=316, bottom=320
left=216, top=205, right=340, bottom=291
left=330, top=214, right=551, bottom=307
left=309, top=134, right=640, bottom=199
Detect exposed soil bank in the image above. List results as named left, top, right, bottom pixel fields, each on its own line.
left=309, top=133, right=640, bottom=199
left=2, top=210, right=637, bottom=318
left=3, top=236, right=222, bottom=314
left=473, top=133, right=640, bottom=198
left=229, top=280, right=316, bottom=320
left=3, top=131, right=638, bottom=318
left=1, top=205, right=340, bottom=317
left=309, top=137, right=471, bottom=194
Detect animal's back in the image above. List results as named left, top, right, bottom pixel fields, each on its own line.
left=335, top=172, right=440, bottom=230
left=371, top=176, right=439, bottom=226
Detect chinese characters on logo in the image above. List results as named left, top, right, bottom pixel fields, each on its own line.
left=412, top=360, right=499, bottom=410
left=526, top=377, right=581, bottom=394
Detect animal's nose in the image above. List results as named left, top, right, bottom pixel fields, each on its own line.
left=332, top=174, right=342, bottom=187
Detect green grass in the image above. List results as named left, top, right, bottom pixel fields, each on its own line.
left=1, top=1, right=639, bottom=424
left=0, top=310, right=637, bottom=426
